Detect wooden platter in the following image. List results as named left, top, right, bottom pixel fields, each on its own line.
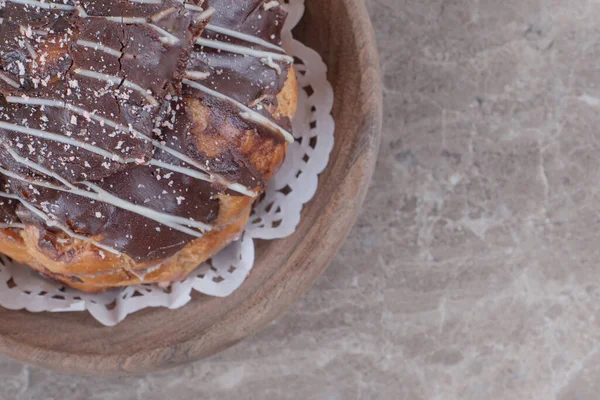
left=0, top=0, right=383, bottom=375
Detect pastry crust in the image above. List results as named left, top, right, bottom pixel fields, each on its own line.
left=0, top=68, right=297, bottom=292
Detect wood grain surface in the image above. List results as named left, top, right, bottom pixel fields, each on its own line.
left=0, top=0, right=383, bottom=375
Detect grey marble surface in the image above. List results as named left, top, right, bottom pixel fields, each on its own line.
left=2, top=0, right=600, bottom=398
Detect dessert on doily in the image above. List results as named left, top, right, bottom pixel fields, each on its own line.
left=0, top=0, right=297, bottom=293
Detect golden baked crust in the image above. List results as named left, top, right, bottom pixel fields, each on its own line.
left=0, top=68, right=297, bottom=293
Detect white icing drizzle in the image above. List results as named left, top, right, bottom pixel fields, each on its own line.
left=0, top=73, right=20, bottom=89
left=183, top=3, right=204, bottom=12
left=195, top=6, right=214, bottom=21
left=4, top=96, right=258, bottom=197
left=204, top=23, right=285, bottom=52
left=148, top=158, right=210, bottom=182
left=8, top=0, right=75, bottom=10
left=0, top=142, right=82, bottom=188
left=148, top=159, right=256, bottom=197
left=195, top=37, right=294, bottom=63
left=84, top=182, right=211, bottom=232
left=147, top=23, right=181, bottom=45
left=74, top=69, right=159, bottom=106
left=0, top=150, right=211, bottom=238
left=6, top=97, right=140, bottom=144
left=185, top=70, right=210, bottom=80
left=150, top=6, right=178, bottom=22
left=144, top=143, right=257, bottom=196
left=20, top=25, right=49, bottom=36
left=74, top=68, right=120, bottom=84
left=129, top=0, right=162, bottom=3
left=95, top=8, right=213, bottom=46
left=261, top=56, right=281, bottom=74
left=76, top=40, right=123, bottom=58
left=262, top=1, right=280, bottom=10
left=75, top=5, right=87, bottom=17
left=120, top=80, right=160, bottom=106
left=24, top=41, right=38, bottom=59
left=182, top=79, right=295, bottom=143
left=103, top=16, right=148, bottom=24
left=0, top=120, right=129, bottom=161
left=16, top=24, right=49, bottom=37
left=0, top=191, right=123, bottom=256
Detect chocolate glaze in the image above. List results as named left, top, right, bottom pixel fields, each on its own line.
left=189, top=0, right=289, bottom=103
left=0, top=0, right=291, bottom=263
left=186, top=0, right=291, bottom=133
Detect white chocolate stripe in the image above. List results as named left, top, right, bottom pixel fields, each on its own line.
left=185, top=70, right=210, bottom=80
left=20, top=25, right=50, bottom=36
left=148, top=159, right=258, bottom=197
left=4, top=96, right=258, bottom=197
left=194, top=6, right=214, bottom=21
left=6, top=96, right=140, bottom=137
left=145, top=142, right=256, bottom=196
left=1, top=142, right=80, bottom=188
left=148, top=159, right=211, bottom=182
left=83, top=182, right=211, bottom=232
left=0, top=120, right=129, bottom=161
left=175, top=0, right=211, bottom=14
left=121, top=80, right=160, bottom=106
left=94, top=18, right=180, bottom=45
left=0, top=110, right=247, bottom=198
left=263, top=1, right=280, bottom=10
left=261, top=56, right=281, bottom=74
left=74, top=69, right=159, bottom=107
left=74, top=68, right=120, bottom=84
left=195, top=37, right=294, bottom=63
left=8, top=0, right=75, bottom=10
left=0, top=191, right=123, bottom=256
left=103, top=16, right=148, bottom=24
left=0, top=150, right=211, bottom=237
left=96, top=11, right=212, bottom=45
left=182, top=79, right=295, bottom=143
left=147, top=23, right=181, bottom=45
left=205, top=24, right=286, bottom=52
left=75, top=5, right=87, bottom=17
left=0, top=168, right=207, bottom=239
left=0, top=73, right=20, bottom=89
left=151, top=7, right=178, bottom=22
left=21, top=200, right=123, bottom=256
left=24, top=41, right=37, bottom=59
left=76, top=40, right=123, bottom=58
left=183, top=3, right=204, bottom=12
left=144, top=144, right=256, bottom=196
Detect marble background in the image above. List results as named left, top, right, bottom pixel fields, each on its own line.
left=2, top=0, right=600, bottom=398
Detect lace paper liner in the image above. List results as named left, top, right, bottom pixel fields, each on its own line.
left=0, top=0, right=335, bottom=326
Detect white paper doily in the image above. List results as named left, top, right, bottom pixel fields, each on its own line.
left=0, top=0, right=335, bottom=326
